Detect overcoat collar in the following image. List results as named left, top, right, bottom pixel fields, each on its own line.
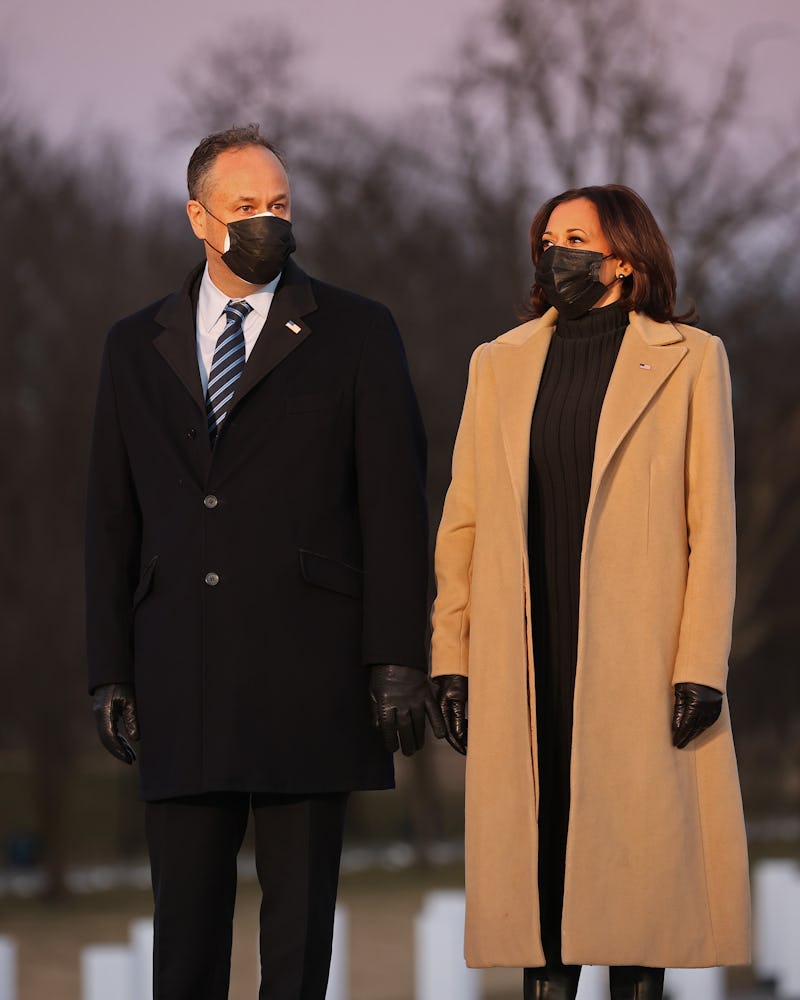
left=153, top=258, right=318, bottom=417
left=153, top=262, right=206, bottom=412
left=490, top=308, right=688, bottom=536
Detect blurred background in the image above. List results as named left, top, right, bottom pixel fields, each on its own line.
left=0, top=0, right=798, bottom=997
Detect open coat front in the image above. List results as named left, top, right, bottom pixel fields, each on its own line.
left=431, top=309, right=750, bottom=969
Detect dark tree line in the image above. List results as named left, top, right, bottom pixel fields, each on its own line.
left=0, top=115, right=197, bottom=892
left=1, top=0, right=798, bottom=894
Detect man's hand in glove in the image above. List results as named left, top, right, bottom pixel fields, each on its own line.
left=433, top=674, right=468, bottom=755
left=92, top=683, right=140, bottom=764
left=369, top=664, right=446, bottom=756
left=671, top=682, right=723, bottom=749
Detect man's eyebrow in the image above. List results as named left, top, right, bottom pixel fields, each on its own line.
left=226, top=191, right=290, bottom=204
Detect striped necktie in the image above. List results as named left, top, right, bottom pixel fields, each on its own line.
left=205, top=299, right=252, bottom=444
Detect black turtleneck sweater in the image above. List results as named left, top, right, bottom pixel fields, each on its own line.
left=527, top=301, right=628, bottom=963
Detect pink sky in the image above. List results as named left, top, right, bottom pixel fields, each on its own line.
left=3, top=0, right=798, bottom=198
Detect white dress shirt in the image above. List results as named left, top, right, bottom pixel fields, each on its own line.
left=195, top=264, right=281, bottom=395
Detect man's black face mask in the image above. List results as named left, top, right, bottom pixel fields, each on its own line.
left=203, top=208, right=296, bottom=286
left=535, top=244, right=617, bottom=319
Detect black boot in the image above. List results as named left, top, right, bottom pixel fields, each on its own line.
left=609, top=965, right=665, bottom=1000
left=523, top=965, right=581, bottom=1000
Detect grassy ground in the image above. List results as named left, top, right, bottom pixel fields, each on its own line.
left=2, top=856, right=791, bottom=999
left=0, top=859, right=784, bottom=1000
left=0, top=863, right=524, bottom=1000
left=0, top=753, right=795, bottom=998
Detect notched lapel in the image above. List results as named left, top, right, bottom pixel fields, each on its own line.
left=227, top=260, right=317, bottom=416
left=491, top=310, right=557, bottom=528
left=588, top=312, right=687, bottom=512
left=153, top=264, right=206, bottom=414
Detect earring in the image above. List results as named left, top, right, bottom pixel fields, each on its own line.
left=618, top=273, right=625, bottom=280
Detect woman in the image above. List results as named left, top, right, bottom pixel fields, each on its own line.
left=431, top=186, right=750, bottom=1000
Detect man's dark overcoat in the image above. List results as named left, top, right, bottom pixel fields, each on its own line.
left=86, top=260, right=428, bottom=800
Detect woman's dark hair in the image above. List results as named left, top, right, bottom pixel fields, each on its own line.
left=187, top=124, right=286, bottom=202
left=526, top=184, right=696, bottom=323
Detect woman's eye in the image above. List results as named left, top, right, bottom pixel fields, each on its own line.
left=567, top=235, right=583, bottom=245
left=541, top=239, right=553, bottom=250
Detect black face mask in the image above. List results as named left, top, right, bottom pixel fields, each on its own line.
left=202, top=208, right=296, bottom=285
left=534, top=245, right=616, bottom=319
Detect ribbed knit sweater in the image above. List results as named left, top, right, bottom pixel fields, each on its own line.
left=527, top=301, right=628, bottom=964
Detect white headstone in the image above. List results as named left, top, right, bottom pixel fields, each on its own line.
left=664, top=966, right=725, bottom=1000
left=81, top=944, right=134, bottom=1000
left=129, top=919, right=154, bottom=1000
left=576, top=964, right=607, bottom=1000
left=776, top=870, right=800, bottom=999
left=414, top=890, right=481, bottom=1000
left=325, top=905, right=349, bottom=1000
left=0, top=936, right=17, bottom=1000
left=753, top=858, right=800, bottom=982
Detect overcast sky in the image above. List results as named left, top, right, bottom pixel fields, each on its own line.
left=3, top=0, right=798, bottom=199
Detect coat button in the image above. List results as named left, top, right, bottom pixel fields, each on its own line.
left=203, top=495, right=219, bottom=509
left=204, top=571, right=220, bottom=587
left=187, top=428, right=197, bottom=440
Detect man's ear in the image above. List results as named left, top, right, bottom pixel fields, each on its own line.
left=186, top=200, right=208, bottom=242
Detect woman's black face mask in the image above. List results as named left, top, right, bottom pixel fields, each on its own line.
left=535, top=245, right=617, bottom=319
left=202, top=207, right=296, bottom=286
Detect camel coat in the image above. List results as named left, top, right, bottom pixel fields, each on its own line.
left=431, top=308, right=750, bottom=969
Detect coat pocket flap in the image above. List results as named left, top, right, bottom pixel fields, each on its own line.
left=132, top=555, right=158, bottom=610
left=298, top=550, right=362, bottom=598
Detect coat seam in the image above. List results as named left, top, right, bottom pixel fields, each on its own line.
left=692, top=749, right=719, bottom=961
left=457, top=549, right=474, bottom=673
left=688, top=333, right=713, bottom=407
left=673, top=339, right=713, bottom=684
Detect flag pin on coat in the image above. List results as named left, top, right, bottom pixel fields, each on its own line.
left=286, top=320, right=302, bottom=335
left=639, top=362, right=652, bottom=370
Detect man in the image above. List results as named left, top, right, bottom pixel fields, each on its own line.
left=86, top=124, right=443, bottom=1000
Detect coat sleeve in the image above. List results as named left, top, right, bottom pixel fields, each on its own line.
left=85, top=333, right=142, bottom=693
left=354, top=307, right=429, bottom=671
left=430, top=344, right=485, bottom=678
left=671, top=334, right=736, bottom=692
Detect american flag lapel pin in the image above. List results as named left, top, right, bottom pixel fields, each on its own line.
left=639, top=362, right=652, bottom=370
left=285, top=320, right=302, bottom=335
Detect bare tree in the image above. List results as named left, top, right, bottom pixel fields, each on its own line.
left=4, top=0, right=797, bottom=893
left=163, top=0, right=800, bottom=814
left=0, top=106, right=197, bottom=894
left=429, top=0, right=800, bottom=304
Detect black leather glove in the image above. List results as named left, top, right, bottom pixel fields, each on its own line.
left=369, top=664, right=446, bottom=756
left=92, top=683, right=139, bottom=764
left=434, top=674, right=468, bottom=755
left=671, top=682, right=723, bottom=748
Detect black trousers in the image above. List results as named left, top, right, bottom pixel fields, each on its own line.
left=145, top=791, right=349, bottom=1000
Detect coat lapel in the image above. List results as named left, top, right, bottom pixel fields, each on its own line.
left=153, top=263, right=206, bottom=414
left=152, top=259, right=318, bottom=421
left=491, top=309, right=689, bottom=540
left=227, top=259, right=317, bottom=417
left=587, top=311, right=687, bottom=514
left=490, top=309, right=558, bottom=530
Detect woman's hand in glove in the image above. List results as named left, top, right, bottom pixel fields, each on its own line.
left=672, top=682, right=722, bottom=748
